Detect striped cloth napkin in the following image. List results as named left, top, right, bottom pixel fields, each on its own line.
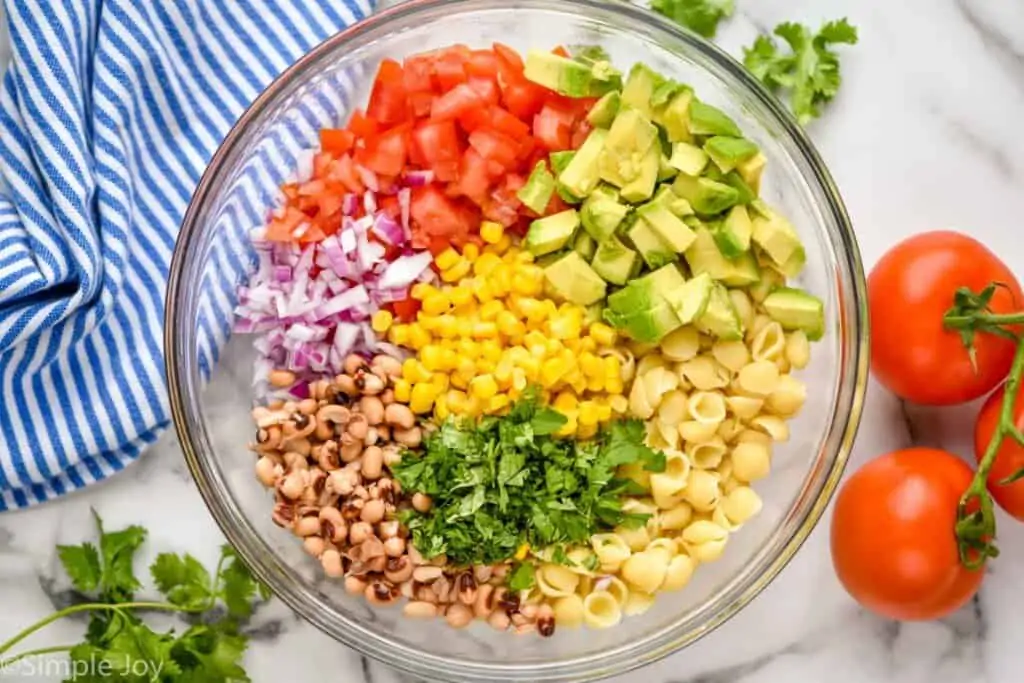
left=0, top=0, right=373, bottom=510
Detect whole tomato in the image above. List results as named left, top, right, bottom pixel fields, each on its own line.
left=868, top=230, right=1022, bottom=405
left=830, top=448, right=984, bottom=620
left=974, top=382, right=1024, bottom=521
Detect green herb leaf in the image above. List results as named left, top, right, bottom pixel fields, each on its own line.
left=650, top=0, right=734, bottom=38
left=531, top=407, right=568, bottom=435
left=151, top=553, right=213, bottom=611
left=743, top=18, right=858, bottom=124
left=57, top=542, right=102, bottom=593
left=93, top=511, right=147, bottom=603
left=218, top=545, right=267, bottom=619
left=508, top=563, right=536, bottom=592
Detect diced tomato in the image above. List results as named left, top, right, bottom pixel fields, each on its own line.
left=489, top=107, right=531, bottom=140
left=457, top=107, right=490, bottom=133
left=320, top=128, right=355, bottom=155
left=348, top=109, right=379, bottom=140
left=391, top=297, right=422, bottom=322
left=571, top=119, right=594, bottom=150
left=297, top=224, right=327, bottom=244
left=408, top=92, right=434, bottom=118
left=379, top=195, right=401, bottom=220
left=468, top=77, right=500, bottom=105
left=502, top=81, right=548, bottom=120
left=367, top=59, right=409, bottom=126
left=468, top=129, right=519, bottom=170
left=281, top=183, right=300, bottom=201
left=466, top=50, right=499, bottom=79
left=410, top=184, right=473, bottom=237
left=431, top=83, right=484, bottom=121
left=359, top=124, right=410, bottom=177
left=265, top=206, right=307, bottom=241
left=493, top=43, right=524, bottom=75
left=434, top=51, right=468, bottom=91
left=427, top=235, right=452, bottom=256
left=326, top=154, right=365, bottom=194
left=452, top=148, right=495, bottom=204
left=317, top=190, right=344, bottom=219
left=533, top=102, right=575, bottom=151
left=544, top=192, right=570, bottom=216
left=403, top=55, right=435, bottom=93
left=552, top=45, right=571, bottom=58
left=412, top=119, right=462, bottom=169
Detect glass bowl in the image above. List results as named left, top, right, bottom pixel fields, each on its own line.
left=165, top=0, right=868, bottom=680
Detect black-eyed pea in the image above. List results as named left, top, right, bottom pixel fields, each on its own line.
left=289, top=437, right=312, bottom=457
left=321, top=549, right=344, bottom=578
left=400, top=580, right=416, bottom=599
left=359, top=396, right=385, bottom=425
left=282, top=451, right=308, bottom=472
left=255, top=456, right=281, bottom=487
left=302, top=536, right=326, bottom=558
left=367, top=555, right=387, bottom=573
left=349, top=521, right=374, bottom=545
left=376, top=425, right=391, bottom=442
left=413, top=565, right=443, bottom=583
left=379, top=389, right=395, bottom=406
left=344, top=575, right=367, bottom=595
left=473, top=565, right=493, bottom=584
left=473, top=584, right=495, bottom=618
left=271, top=503, right=296, bottom=528
left=487, top=610, right=511, bottom=631
left=457, top=572, right=478, bottom=605
left=445, top=603, right=473, bottom=629
left=364, top=426, right=381, bottom=446
left=383, top=445, right=402, bottom=467
left=514, top=623, right=536, bottom=636
left=366, top=581, right=398, bottom=606
left=297, top=398, right=318, bottom=415
left=403, top=601, right=437, bottom=619
left=383, top=537, right=405, bottom=557
left=327, top=468, right=358, bottom=496
left=339, top=433, right=363, bottom=463
left=536, top=603, right=555, bottom=637
left=336, top=374, right=358, bottom=397
left=407, top=544, right=426, bottom=566
left=360, top=498, right=386, bottom=524
left=378, top=520, right=400, bottom=539
left=269, top=369, right=296, bottom=388
left=384, top=403, right=415, bottom=430
left=317, top=442, right=341, bottom=471
left=361, top=446, right=384, bottom=480
left=293, top=515, right=321, bottom=537
left=393, top=426, right=422, bottom=448
left=344, top=353, right=369, bottom=376
left=278, top=472, right=305, bottom=500
left=384, top=556, right=414, bottom=583
left=412, top=492, right=432, bottom=513
left=347, top=414, right=369, bottom=441
left=358, top=372, right=385, bottom=396
left=372, top=355, right=403, bottom=379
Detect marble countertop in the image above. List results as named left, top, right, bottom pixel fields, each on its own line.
left=3, top=0, right=1024, bottom=681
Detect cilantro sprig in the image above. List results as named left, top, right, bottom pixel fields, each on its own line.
left=650, top=0, right=735, bottom=38
left=393, top=391, right=666, bottom=568
left=743, top=18, right=859, bottom=125
left=0, top=512, right=269, bottom=681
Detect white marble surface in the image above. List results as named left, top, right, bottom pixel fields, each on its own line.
left=3, top=0, right=1024, bottom=681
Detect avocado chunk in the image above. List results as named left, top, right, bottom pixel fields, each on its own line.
left=665, top=272, right=714, bottom=324
left=559, top=128, right=607, bottom=198
left=645, top=262, right=688, bottom=294
left=704, top=136, right=760, bottom=173
left=607, top=304, right=681, bottom=343
left=650, top=186, right=694, bottom=217
left=619, top=145, right=660, bottom=202
left=591, top=237, right=641, bottom=285
left=543, top=251, right=607, bottom=306
left=714, top=205, right=753, bottom=258
left=656, top=90, right=694, bottom=143
left=658, top=154, right=679, bottom=182
left=621, top=63, right=664, bottom=118
left=587, top=91, right=621, bottom=128
left=751, top=208, right=803, bottom=267
left=687, top=100, right=743, bottom=137
left=672, top=174, right=741, bottom=216
left=637, top=201, right=697, bottom=253
left=517, top=161, right=556, bottom=214
left=549, top=151, right=576, bottom=175
left=763, top=287, right=825, bottom=340
left=684, top=226, right=760, bottom=286
left=583, top=302, right=605, bottom=326
left=737, top=152, right=767, bottom=195
left=627, top=220, right=676, bottom=268
left=599, top=108, right=659, bottom=188
left=523, top=50, right=617, bottom=97
left=604, top=264, right=687, bottom=342
left=580, top=185, right=629, bottom=242
left=721, top=170, right=756, bottom=204
left=526, top=209, right=580, bottom=256
left=773, top=244, right=807, bottom=278
left=573, top=230, right=597, bottom=261
left=696, top=282, right=744, bottom=340
left=668, top=142, right=709, bottom=176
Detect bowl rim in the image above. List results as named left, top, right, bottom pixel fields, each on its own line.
left=165, top=0, right=869, bottom=680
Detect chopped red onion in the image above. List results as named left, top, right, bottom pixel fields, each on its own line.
left=333, top=323, right=361, bottom=360
left=363, top=191, right=377, bottom=215
left=403, top=170, right=434, bottom=187
left=342, top=193, right=359, bottom=216
left=397, top=188, right=412, bottom=240
left=378, top=251, right=433, bottom=289
left=355, top=164, right=380, bottom=192
left=371, top=212, right=404, bottom=246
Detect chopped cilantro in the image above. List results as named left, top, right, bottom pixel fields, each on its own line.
left=650, top=0, right=734, bottom=38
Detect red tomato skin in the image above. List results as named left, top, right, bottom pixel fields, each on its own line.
left=868, top=230, right=1022, bottom=406
left=830, top=448, right=984, bottom=621
left=975, top=383, right=1024, bottom=521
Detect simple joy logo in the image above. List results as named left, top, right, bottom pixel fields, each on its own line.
left=0, top=652, right=166, bottom=680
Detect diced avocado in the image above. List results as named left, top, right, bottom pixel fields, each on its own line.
left=645, top=262, right=687, bottom=294
left=716, top=205, right=753, bottom=256
left=696, top=282, right=744, bottom=340
left=771, top=244, right=807, bottom=278
left=684, top=227, right=760, bottom=286
left=523, top=50, right=605, bottom=97
left=749, top=199, right=772, bottom=220
left=687, top=100, right=743, bottom=137
left=621, top=63, right=664, bottom=118
left=573, top=230, right=597, bottom=261
left=748, top=268, right=784, bottom=303
left=607, top=264, right=686, bottom=312
left=672, top=174, right=740, bottom=216
left=705, top=136, right=760, bottom=173
left=526, top=209, right=580, bottom=256
left=619, top=145, right=660, bottom=202
left=599, top=108, right=659, bottom=188
left=656, top=90, right=694, bottom=143
left=668, top=142, right=709, bottom=176
left=543, top=251, right=607, bottom=306
left=580, top=185, right=629, bottom=242
left=637, top=201, right=697, bottom=253
left=658, top=154, right=678, bottom=182
left=559, top=129, right=607, bottom=198
left=650, top=186, right=694, bottom=217
left=665, top=272, right=714, bottom=324
left=610, top=303, right=681, bottom=343
left=752, top=209, right=803, bottom=266
left=583, top=302, right=605, bottom=326
left=651, top=80, right=689, bottom=109
left=722, top=171, right=756, bottom=204
left=587, top=91, right=621, bottom=128
left=763, top=287, right=825, bottom=340
left=737, top=152, right=767, bottom=195
left=550, top=151, right=576, bottom=175
left=535, top=251, right=566, bottom=268
left=517, top=161, right=556, bottom=214
left=626, top=219, right=676, bottom=269
left=591, top=237, right=641, bottom=285
left=720, top=252, right=760, bottom=287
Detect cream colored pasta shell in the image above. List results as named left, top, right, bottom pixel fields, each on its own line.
left=566, top=547, right=599, bottom=576
left=785, top=330, right=811, bottom=370
left=681, top=520, right=729, bottom=563
left=729, top=289, right=755, bottom=330
left=712, top=504, right=742, bottom=532
left=656, top=419, right=683, bottom=450
left=595, top=575, right=630, bottom=605
left=726, top=395, right=764, bottom=421
left=659, top=326, right=701, bottom=362
left=766, top=374, right=807, bottom=417
left=736, top=360, right=781, bottom=396
left=775, top=355, right=791, bottom=374
left=591, top=534, right=632, bottom=572
left=722, top=485, right=764, bottom=526
left=622, top=590, right=656, bottom=616
left=645, top=538, right=678, bottom=563
left=745, top=313, right=775, bottom=346
left=622, top=497, right=658, bottom=517
left=553, top=594, right=585, bottom=628
left=711, top=339, right=751, bottom=374
left=682, top=469, right=721, bottom=512
left=751, top=414, right=790, bottom=442
left=582, top=591, right=622, bottom=629
left=614, top=524, right=652, bottom=552
left=628, top=378, right=656, bottom=419
left=651, top=473, right=688, bottom=510
left=717, top=417, right=744, bottom=442
left=736, top=428, right=773, bottom=447
left=730, top=440, right=772, bottom=482
left=628, top=340, right=658, bottom=360
left=678, top=419, right=720, bottom=444
left=636, top=353, right=668, bottom=379
left=644, top=367, right=680, bottom=409
left=657, top=390, right=689, bottom=424
left=621, top=550, right=668, bottom=594
left=750, top=321, right=786, bottom=362
left=685, top=435, right=727, bottom=469
left=679, top=355, right=729, bottom=390
left=661, top=554, right=697, bottom=591
left=688, top=391, right=727, bottom=425
left=538, top=564, right=581, bottom=598
left=659, top=503, right=694, bottom=531
left=577, top=574, right=594, bottom=596
left=662, top=448, right=691, bottom=479
left=646, top=420, right=677, bottom=451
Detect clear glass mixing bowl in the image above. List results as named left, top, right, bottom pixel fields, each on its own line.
left=165, top=0, right=869, bottom=679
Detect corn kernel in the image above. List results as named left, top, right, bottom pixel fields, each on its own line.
left=578, top=400, right=600, bottom=427
left=587, top=376, right=605, bottom=392
left=480, top=221, right=504, bottom=244
left=388, top=324, right=409, bottom=346
left=450, top=373, right=468, bottom=390
left=371, top=309, right=393, bottom=333
left=479, top=300, right=505, bottom=321
left=435, top=248, right=461, bottom=271
left=589, top=322, right=617, bottom=347
left=455, top=357, right=477, bottom=381
left=421, top=344, right=447, bottom=372
left=494, top=359, right=515, bottom=386
left=479, top=341, right=503, bottom=364
left=496, top=311, right=525, bottom=338
left=441, top=347, right=459, bottom=370
left=422, top=293, right=450, bottom=316
left=570, top=375, right=587, bottom=394
left=393, top=379, right=411, bottom=403
left=434, top=394, right=450, bottom=420
left=580, top=337, right=598, bottom=353
left=524, top=330, right=547, bottom=349
left=520, top=357, right=541, bottom=381
left=605, top=376, right=624, bottom=394
left=512, top=367, right=528, bottom=391
left=436, top=314, right=459, bottom=338
left=597, top=404, right=613, bottom=422
left=488, top=394, right=511, bottom=413
left=472, top=321, right=498, bottom=339
left=475, top=358, right=497, bottom=374
left=456, top=318, right=474, bottom=338
left=553, top=391, right=578, bottom=413
left=515, top=543, right=530, bottom=561
left=474, top=281, right=494, bottom=303
left=580, top=352, right=602, bottom=378
left=410, top=283, right=434, bottom=300
left=549, top=315, right=581, bottom=340
left=446, top=389, right=469, bottom=414
left=449, top=285, right=474, bottom=307
left=470, top=374, right=499, bottom=400
left=462, top=242, right=480, bottom=262
left=603, top=356, right=621, bottom=381
left=486, top=233, right=513, bottom=255
left=407, top=323, right=432, bottom=350
left=514, top=251, right=535, bottom=265
left=610, top=395, right=629, bottom=413
left=442, top=259, right=472, bottom=283
left=540, top=358, right=567, bottom=387
left=556, top=412, right=578, bottom=437
left=402, top=358, right=432, bottom=383
left=431, top=372, right=451, bottom=393
left=576, top=422, right=598, bottom=439
left=473, top=252, right=503, bottom=277
left=410, top=382, right=439, bottom=414
left=516, top=298, right=546, bottom=322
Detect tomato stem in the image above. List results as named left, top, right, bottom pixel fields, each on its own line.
left=944, top=312, right=1024, bottom=328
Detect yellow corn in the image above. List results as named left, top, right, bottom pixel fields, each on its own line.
left=402, top=358, right=432, bottom=384
left=434, top=248, right=461, bottom=271
left=479, top=300, right=504, bottom=321
left=603, top=356, right=621, bottom=381
left=462, top=242, right=480, bottom=262
left=422, top=292, right=450, bottom=316
left=576, top=422, right=598, bottom=439
left=553, top=390, right=578, bottom=413
left=609, top=395, right=629, bottom=413
left=393, top=379, right=411, bottom=403
left=407, top=323, right=431, bottom=351
left=578, top=400, right=600, bottom=427
left=431, top=372, right=451, bottom=393
left=512, top=367, right=528, bottom=392
left=597, top=403, right=613, bottom=422
left=586, top=376, right=605, bottom=392
left=580, top=352, right=602, bottom=378
left=480, top=221, right=504, bottom=244
left=486, top=233, right=513, bottom=255
left=470, top=374, right=499, bottom=401
left=441, top=259, right=472, bottom=283
left=410, top=282, right=434, bottom=300
left=449, top=285, right=474, bottom=307
left=371, top=310, right=393, bottom=333
left=473, top=252, right=503, bottom=277
left=589, top=322, right=616, bottom=347
left=434, top=394, right=450, bottom=420
left=515, top=543, right=530, bottom=561
left=409, top=382, right=438, bottom=414
left=605, top=376, right=624, bottom=394
left=556, top=412, right=578, bottom=437
left=488, top=394, right=511, bottom=413
left=472, top=321, right=498, bottom=339
left=388, top=324, right=409, bottom=346
left=435, top=314, right=459, bottom=338
left=540, top=358, right=567, bottom=387
left=420, top=344, right=447, bottom=372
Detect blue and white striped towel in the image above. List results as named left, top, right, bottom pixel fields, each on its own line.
left=0, top=0, right=374, bottom=510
